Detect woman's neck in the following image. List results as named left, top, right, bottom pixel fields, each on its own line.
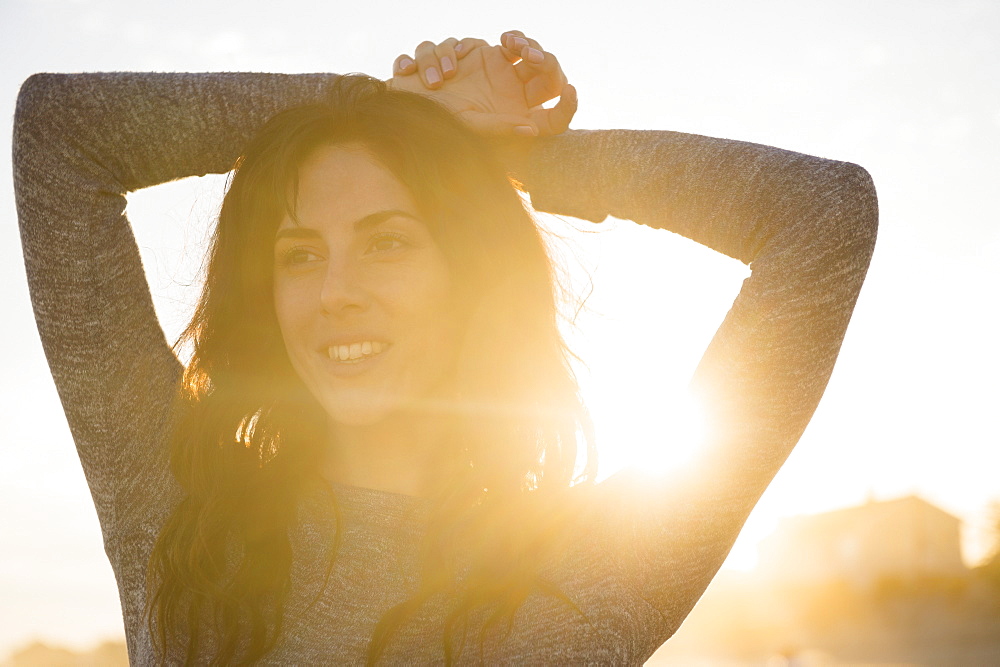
left=322, top=410, right=458, bottom=498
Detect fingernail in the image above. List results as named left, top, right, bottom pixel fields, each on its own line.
left=441, top=57, right=455, bottom=74
left=526, top=48, right=544, bottom=64
left=514, top=37, right=528, bottom=49
left=455, top=43, right=465, bottom=54
left=426, top=67, right=441, bottom=85
left=398, top=57, right=413, bottom=71
left=514, top=125, right=537, bottom=137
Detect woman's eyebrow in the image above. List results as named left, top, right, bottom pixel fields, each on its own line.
left=274, top=209, right=423, bottom=242
left=274, top=227, right=320, bottom=242
left=353, top=209, right=423, bottom=232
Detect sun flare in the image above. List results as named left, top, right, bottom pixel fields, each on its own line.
left=587, top=380, right=708, bottom=480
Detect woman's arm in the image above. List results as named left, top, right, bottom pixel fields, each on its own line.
left=386, top=36, right=876, bottom=653
left=12, top=72, right=340, bottom=528
left=520, top=128, right=877, bottom=654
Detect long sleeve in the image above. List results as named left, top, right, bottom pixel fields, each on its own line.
left=518, top=129, right=878, bottom=659
left=12, top=72, right=341, bottom=539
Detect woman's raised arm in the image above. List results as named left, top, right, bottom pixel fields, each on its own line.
left=520, top=128, right=878, bottom=653
left=12, top=72, right=340, bottom=528
left=387, top=32, right=876, bottom=657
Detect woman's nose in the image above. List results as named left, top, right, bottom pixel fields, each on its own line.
left=319, top=257, right=370, bottom=316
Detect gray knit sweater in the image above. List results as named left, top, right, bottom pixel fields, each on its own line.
left=12, top=72, right=877, bottom=664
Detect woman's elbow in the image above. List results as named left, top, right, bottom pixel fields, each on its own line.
left=15, top=73, right=62, bottom=132
left=13, top=74, right=68, bottom=170
left=833, top=160, right=879, bottom=253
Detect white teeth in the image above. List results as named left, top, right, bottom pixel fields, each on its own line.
left=326, top=341, right=386, bottom=362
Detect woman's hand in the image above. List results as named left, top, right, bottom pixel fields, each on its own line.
left=388, top=31, right=577, bottom=140
left=391, top=36, right=490, bottom=89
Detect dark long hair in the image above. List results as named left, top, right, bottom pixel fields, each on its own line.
left=146, top=74, right=596, bottom=664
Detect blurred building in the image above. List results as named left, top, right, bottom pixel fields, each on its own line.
left=1, top=640, right=128, bottom=667
left=757, top=495, right=966, bottom=588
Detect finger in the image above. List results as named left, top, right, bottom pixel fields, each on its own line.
left=503, top=34, right=567, bottom=107
left=499, top=30, right=529, bottom=63
left=504, top=34, right=562, bottom=93
left=519, top=64, right=567, bottom=108
left=515, top=52, right=565, bottom=90
left=497, top=30, right=569, bottom=108
left=435, top=38, right=459, bottom=79
left=519, top=68, right=563, bottom=109
left=530, top=83, right=577, bottom=137
left=509, top=34, right=556, bottom=74
left=414, top=40, right=444, bottom=89
left=454, top=37, right=489, bottom=60
left=500, top=31, right=548, bottom=69
left=517, top=34, right=547, bottom=66
left=393, top=53, right=416, bottom=76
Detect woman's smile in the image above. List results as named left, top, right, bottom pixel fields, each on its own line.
left=325, top=340, right=389, bottom=363
left=319, top=340, right=392, bottom=378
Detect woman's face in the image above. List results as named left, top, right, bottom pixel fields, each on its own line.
left=272, top=143, right=460, bottom=427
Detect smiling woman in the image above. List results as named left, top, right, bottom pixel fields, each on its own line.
left=12, top=31, right=876, bottom=665
left=143, top=72, right=594, bottom=663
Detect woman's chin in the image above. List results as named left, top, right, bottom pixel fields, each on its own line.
left=319, top=376, right=459, bottom=430
left=321, top=390, right=411, bottom=429
left=325, top=404, right=394, bottom=429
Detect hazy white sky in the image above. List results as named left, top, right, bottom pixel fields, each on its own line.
left=1, top=0, right=997, bottom=656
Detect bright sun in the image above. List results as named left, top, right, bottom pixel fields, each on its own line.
left=586, top=380, right=708, bottom=481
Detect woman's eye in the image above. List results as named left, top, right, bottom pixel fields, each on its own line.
left=279, top=247, right=322, bottom=267
left=368, top=233, right=407, bottom=254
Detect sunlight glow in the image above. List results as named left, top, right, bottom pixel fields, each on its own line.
left=589, top=383, right=707, bottom=480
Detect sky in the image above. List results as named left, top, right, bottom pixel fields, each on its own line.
left=1, top=0, right=998, bottom=657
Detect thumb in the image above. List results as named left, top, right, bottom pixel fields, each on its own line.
left=530, top=83, right=577, bottom=137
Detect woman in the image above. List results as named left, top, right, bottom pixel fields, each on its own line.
left=13, top=32, right=877, bottom=665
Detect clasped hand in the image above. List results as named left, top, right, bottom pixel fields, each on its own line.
left=388, top=31, right=577, bottom=140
